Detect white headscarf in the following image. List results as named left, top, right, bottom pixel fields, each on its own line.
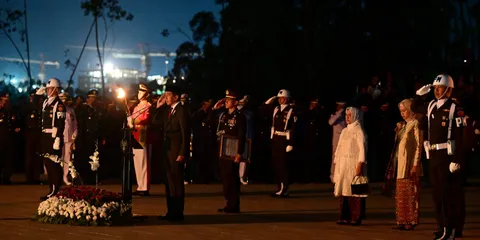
left=346, top=106, right=363, bottom=125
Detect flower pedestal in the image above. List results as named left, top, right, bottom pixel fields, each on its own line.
left=33, top=186, right=132, bottom=226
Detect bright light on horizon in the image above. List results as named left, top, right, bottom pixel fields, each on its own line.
left=104, top=62, right=114, bottom=73
left=116, top=88, right=126, bottom=99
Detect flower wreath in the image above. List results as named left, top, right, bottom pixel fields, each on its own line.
left=33, top=186, right=131, bottom=226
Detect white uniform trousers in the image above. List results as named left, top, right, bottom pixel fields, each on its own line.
left=133, top=144, right=150, bottom=191
left=62, top=142, right=73, bottom=182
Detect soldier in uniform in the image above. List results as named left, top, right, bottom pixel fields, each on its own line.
left=76, top=89, right=103, bottom=184
left=36, top=78, right=67, bottom=200
left=213, top=90, right=247, bottom=213
left=328, top=102, right=347, bottom=182
left=0, top=93, right=16, bottom=184
left=155, top=85, right=189, bottom=222
left=59, top=92, right=78, bottom=185
left=128, top=83, right=152, bottom=196
left=263, top=89, right=297, bottom=197
left=416, top=74, right=466, bottom=239
left=237, top=95, right=253, bottom=185
left=23, top=89, right=43, bottom=184
left=191, top=99, right=215, bottom=183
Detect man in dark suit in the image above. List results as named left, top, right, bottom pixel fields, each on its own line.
left=155, top=85, right=189, bottom=222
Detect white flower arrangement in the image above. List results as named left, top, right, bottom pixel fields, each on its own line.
left=34, top=196, right=131, bottom=226
left=41, top=153, right=79, bottom=182
left=89, top=151, right=100, bottom=171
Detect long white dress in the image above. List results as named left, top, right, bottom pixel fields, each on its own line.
left=333, top=121, right=368, bottom=198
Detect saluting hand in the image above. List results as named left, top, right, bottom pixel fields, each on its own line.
left=156, top=95, right=166, bottom=108
left=234, top=154, right=241, bottom=163
left=176, top=155, right=184, bottom=162
left=213, top=99, right=225, bottom=110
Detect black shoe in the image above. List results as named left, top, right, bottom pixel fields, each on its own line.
left=133, top=191, right=150, bottom=196
left=351, top=220, right=362, bottom=226
left=401, top=225, right=415, bottom=231
left=158, top=214, right=171, bottom=220
left=218, top=207, right=240, bottom=213
left=336, top=220, right=350, bottom=225
left=168, top=215, right=184, bottom=222
left=433, top=227, right=454, bottom=240
left=1, top=179, right=12, bottom=185
left=393, top=225, right=405, bottom=230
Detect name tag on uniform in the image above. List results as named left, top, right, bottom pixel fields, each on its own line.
left=57, top=112, right=66, bottom=118
left=456, top=117, right=466, bottom=127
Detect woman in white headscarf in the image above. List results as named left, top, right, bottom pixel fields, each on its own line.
left=333, top=106, right=368, bottom=226
left=390, top=99, right=423, bottom=231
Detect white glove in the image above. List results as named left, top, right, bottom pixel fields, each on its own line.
left=416, top=84, right=432, bottom=96
left=265, top=96, right=277, bottom=105
left=36, top=87, right=46, bottom=95
left=53, top=137, right=61, bottom=150
left=449, top=162, right=460, bottom=173
left=286, top=145, right=293, bottom=152
left=127, top=116, right=134, bottom=128
left=213, top=99, right=224, bottom=110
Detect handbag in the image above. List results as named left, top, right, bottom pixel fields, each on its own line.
left=351, top=176, right=369, bottom=195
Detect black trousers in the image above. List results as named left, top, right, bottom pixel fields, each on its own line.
left=271, top=136, right=290, bottom=188
left=219, top=158, right=240, bottom=210
left=41, top=133, right=62, bottom=191
left=25, top=131, right=42, bottom=182
left=163, top=155, right=185, bottom=217
left=429, top=151, right=464, bottom=229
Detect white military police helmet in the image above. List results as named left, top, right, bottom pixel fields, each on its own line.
left=277, top=89, right=291, bottom=98
left=432, top=74, right=454, bottom=88
left=46, top=78, right=61, bottom=88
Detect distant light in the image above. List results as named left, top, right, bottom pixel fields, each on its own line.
left=10, top=78, right=18, bottom=84
left=464, top=59, right=467, bottom=63
left=18, top=88, right=23, bottom=93
left=173, top=80, right=176, bottom=83
left=104, top=62, right=114, bottom=73
left=165, top=60, right=169, bottom=65
left=32, top=84, right=39, bottom=89
left=116, top=88, right=126, bottom=99
left=181, top=76, right=185, bottom=80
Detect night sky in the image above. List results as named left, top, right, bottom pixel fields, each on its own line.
left=0, top=0, right=220, bottom=87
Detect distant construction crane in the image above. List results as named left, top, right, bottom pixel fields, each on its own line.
left=65, top=44, right=177, bottom=76
left=0, top=55, right=60, bottom=82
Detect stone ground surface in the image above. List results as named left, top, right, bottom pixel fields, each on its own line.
left=0, top=178, right=479, bottom=240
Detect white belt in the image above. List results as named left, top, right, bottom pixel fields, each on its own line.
left=274, top=131, right=287, bottom=136
left=430, top=143, right=448, bottom=151
left=42, top=128, right=53, bottom=133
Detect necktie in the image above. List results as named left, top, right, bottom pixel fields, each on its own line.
left=168, top=107, right=174, bottom=119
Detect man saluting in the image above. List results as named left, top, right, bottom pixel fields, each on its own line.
left=37, top=78, right=67, bottom=201
left=154, top=85, right=189, bottom=222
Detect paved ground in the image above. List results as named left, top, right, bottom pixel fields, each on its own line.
left=0, top=181, right=479, bottom=240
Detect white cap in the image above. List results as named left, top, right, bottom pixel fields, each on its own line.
left=46, top=78, right=61, bottom=88
left=277, top=89, right=290, bottom=98
left=432, top=74, right=454, bottom=88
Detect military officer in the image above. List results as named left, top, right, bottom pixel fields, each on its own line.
left=59, top=92, right=78, bottom=185
left=328, top=101, right=347, bottom=182
left=36, top=78, right=67, bottom=200
left=213, top=90, right=247, bottom=213
left=128, top=83, right=152, bottom=196
left=76, top=89, right=103, bottom=184
left=237, top=95, right=253, bottom=185
left=23, top=89, right=43, bottom=184
left=263, top=89, right=297, bottom=197
left=0, top=93, right=16, bottom=185
left=416, top=74, right=467, bottom=239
